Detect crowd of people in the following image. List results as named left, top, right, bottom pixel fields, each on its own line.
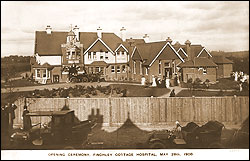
left=1, top=103, right=17, bottom=134
left=151, top=73, right=180, bottom=89
left=231, top=71, right=249, bottom=92
left=1, top=100, right=32, bottom=135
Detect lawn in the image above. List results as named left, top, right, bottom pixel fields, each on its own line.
left=209, top=78, right=239, bottom=90
left=176, top=89, right=249, bottom=97
left=1, top=79, right=38, bottom=88
left=1, top=84, right=171, bottom=106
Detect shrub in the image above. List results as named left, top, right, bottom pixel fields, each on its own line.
left=60, top=89, right=69, bottom=98
left=85, top=94, right=90, bottom=98
left=91, top=90, right=97, bottom=95
left=194, top=78, right=202, bottom=85
left=187, top=78, right=193, bottom=84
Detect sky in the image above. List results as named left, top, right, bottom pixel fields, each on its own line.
left=1, top=1, right=249, bottom=57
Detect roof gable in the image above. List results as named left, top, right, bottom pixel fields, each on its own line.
left=157, top=44, right=182, bottom=60
left=177, top=48, right=188, bottom=59
left=197, top=47, right=212, bottom=57
left=83, top=38, right=115, bottom=55
left=149, top=42, right=184, bottom=66
left=88, top=39, right=110, bottom=52
left=115, top=44, right=128, bottom=52
left=132, top=47, right=142, bottom=60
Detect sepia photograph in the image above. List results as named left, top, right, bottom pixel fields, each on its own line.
left=1, top=1, right=249, bottom=160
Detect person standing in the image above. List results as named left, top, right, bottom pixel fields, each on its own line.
left=170, top=89, right=176, bottom=97
left=9, top=103, right=17, bottom=130
left=22, top=105, right=32, bottom=131
left=1, top=105, right=9, bottom=134
left=152, top=75, right=157, bottom=87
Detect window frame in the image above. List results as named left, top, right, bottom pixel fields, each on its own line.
left=111, top=66, right=115, bottom=73
left=159, top=60, right=162, bottom=75
left=117, top=65, right=120, bottom=73
left=122, top=65, right=126, bottom=73
left=93, top=52, right=97, bottom=60
left=88, top=52, right=91, bottom=60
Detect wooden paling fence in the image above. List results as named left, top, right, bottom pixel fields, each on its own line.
left=13, top=97, right=249, bottom=127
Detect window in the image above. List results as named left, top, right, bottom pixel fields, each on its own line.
left=117, top=52, right=120, bottom=56
left=95, top=67, right=99, bottom=73
left=89, top=67, right=93, bottom=73
left=111, top=66, right=115, bottom=73
left=105, top=52, right=109, bottom=60
left=88, top=52, right=91, bottom=59
left=36, top=69, right=41, bottom=78
left=117, top=66, right=120, bottom=73
left=93, top=52, right=96, bottom=59
left=122, top=65, right=126, bottom=73
left=133, top=61, right=136, bottom=74
left=100, top=52, right=104, bottom=60
left=164, top=62, right=170, bottom=67
left=72, top=51, right=75, bottom=59
left=66, top=52, right=70, bottom=59
left=140, top=61, right=143, bottom=75
left=122, top=51, right=125, bottom=55
left=203, top=68, right=207, bottom=74
left=42, top=69, right=46, bottom=78
left=100, top=67, right=104, bottom=74
left=159, top=61, right=161, bottom=75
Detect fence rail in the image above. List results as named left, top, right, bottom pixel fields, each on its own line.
left=13, top=97, right=249, bottom=127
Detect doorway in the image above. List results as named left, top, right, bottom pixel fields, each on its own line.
left=164, top=68, right=172, bottom=79
left=53, top=75, right=59, bottom=83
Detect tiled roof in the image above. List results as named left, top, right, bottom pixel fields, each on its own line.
left=135, top=41, right=166, bottom=65
left=80, top=32, right=124, bottom=52
left=125, top=39, right=145, bottom=45
left=32, top=62, right=54, bottom=69
left=35, top=31, right=126, bottom=56
left=35, top=31, right=68, bottom=56
left=177, top=48, right=188, bottom=59
left=172, top=44, right=204, bottom=58
left=134, top=41, right=183, bottom=66
left=211, top=56, right=233, bottom=64
left=178, top=57, right=217, bottom=68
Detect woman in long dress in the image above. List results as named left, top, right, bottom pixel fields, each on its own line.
left=22, top=105, right=32, bottom=131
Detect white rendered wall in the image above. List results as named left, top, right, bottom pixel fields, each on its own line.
left=84, top=51, right=116, bottom=64
left=38, top=56, right=62, bottom=65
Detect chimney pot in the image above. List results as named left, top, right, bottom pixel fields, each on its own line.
left=143, top=34, right=149, bottom=43
left=97, top=26, right=102, bottom=38
left=120, top=27, right=126, bottom=42
left=46, top=25, right=52, bottom=34
left=185, top=40, right=191, bottom=45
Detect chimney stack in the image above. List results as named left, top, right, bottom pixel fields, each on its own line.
left=120, top=27, right=126, bottom=42
left=73, top=25, right=79, bottom=41
left=143, top=34, right=149, bottom=43
left=97, top=26, right=102, bottom=38
left=46, top=25, right=52, bottom=34
left=166, top=37, right=172, bottom=44
left=185, top=40, right=192, bottom=60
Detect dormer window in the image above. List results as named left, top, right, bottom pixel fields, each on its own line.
left=100, top=52, right=104, bottom=60
left=105, top=52, right=109, bottom=60
left=93, top=52, right=97, bottom=59
left=88, top=52, right=91, bottom=59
